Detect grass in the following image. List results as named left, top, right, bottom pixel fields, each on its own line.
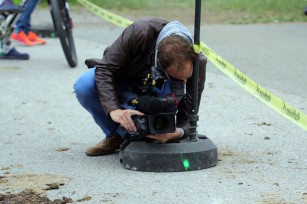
left=15, top=0, right=307, bottom=24
left=71, top=0, right=307, bottom=24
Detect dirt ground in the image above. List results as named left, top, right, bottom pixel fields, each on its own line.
left=0, top=189, right=91, bottom=203
left=0, top=189, right=72, bottom=204
left=0, top=168, right=91, bottom=203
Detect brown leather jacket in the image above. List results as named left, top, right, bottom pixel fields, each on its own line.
left=85, top=18, right=207, bottom=138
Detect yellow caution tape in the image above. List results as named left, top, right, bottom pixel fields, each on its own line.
left=197, top=42, right=307, bottom=131
left=76, top=0, right=133, bottom=27
left=76, top=0, right=307, bottom=131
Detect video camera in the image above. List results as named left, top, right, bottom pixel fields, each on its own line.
left=124, top=67, right=185, bottom=140
left=130, top=95, right=177, bottom=139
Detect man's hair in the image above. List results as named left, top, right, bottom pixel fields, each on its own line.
left=157, top=35, right=195, bottom=72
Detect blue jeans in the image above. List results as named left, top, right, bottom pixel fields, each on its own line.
left=73, top=68, right=130, bottom=138
left=73, top=68, right=172, bottom=138
left=15, top=0, right=40, bottom=34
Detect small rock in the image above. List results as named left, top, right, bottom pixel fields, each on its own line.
left=76, top=195, right=91, bottom=202
left=56, top=147, right=70, bottom=152
left=257, top=122, right=271, bottom=126
left=44, top=183, right=60, bottom=190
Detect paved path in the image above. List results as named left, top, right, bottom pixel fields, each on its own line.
left=0, top=8, right=306, bottom=204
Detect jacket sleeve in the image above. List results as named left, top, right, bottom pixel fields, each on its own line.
left=93, top=22, right=156, bottom=115
left=176, top=54, right=207, bottom=138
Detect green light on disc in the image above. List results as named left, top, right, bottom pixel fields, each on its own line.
left=183, top=159, right=190, bottom=170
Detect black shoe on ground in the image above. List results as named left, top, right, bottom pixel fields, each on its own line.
left=0, top=47, right=29, bottom=60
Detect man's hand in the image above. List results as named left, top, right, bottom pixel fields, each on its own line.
left=146, top=128, right=181, bottom=143
left=110, top=109, right=143, bottom=132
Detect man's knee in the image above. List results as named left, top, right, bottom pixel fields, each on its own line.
left=73, top=71, right=96, bottom=105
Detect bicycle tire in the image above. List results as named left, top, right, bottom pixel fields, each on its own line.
left=50, top=0, right=77, bottom=68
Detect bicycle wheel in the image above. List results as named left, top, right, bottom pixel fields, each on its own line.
left=50, top=0, right=77, bottom=68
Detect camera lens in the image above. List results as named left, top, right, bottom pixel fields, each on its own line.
left=148, top=113, right=175, bottom=134
left=152, top=115, right=169, bottom=131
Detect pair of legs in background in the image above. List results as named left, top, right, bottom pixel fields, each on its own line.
left=10, top=0, right=46, bottom=46
left=0, top=0, right=45, bottom=60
